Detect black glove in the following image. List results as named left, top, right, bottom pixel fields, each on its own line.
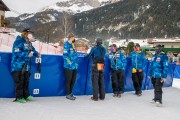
left=37, top=62, right=41, bottom=73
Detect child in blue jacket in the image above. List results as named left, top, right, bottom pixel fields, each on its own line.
left=148, top=45, right=168, bottom=106
left=130, top=43, right=146, bottom=96
left=107, top=44, right=127, bottom=97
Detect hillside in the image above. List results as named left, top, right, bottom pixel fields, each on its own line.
left=7, top=0, right=180, bottom=42
left=73, top=0, right=180, bottom=39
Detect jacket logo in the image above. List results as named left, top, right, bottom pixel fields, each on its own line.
left=14, top=48, right=20, bottom=52
left=156, top=57, right=161, bottom=62
left=109, top=55, right=113, bottom=58
left=63, top=49, right=68, bottom=53
left=116, top=54, right=120, bottom=58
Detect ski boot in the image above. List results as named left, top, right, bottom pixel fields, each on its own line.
left=66, top=94, right=75, bottom=100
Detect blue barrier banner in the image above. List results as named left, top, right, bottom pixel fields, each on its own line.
left=0, top=52, right=175, bottom=98
left=85, top=57, right=150, bottom=94
left=174, top=66, right=180, bottom=79
left=0, top=53, right=15, bottom=98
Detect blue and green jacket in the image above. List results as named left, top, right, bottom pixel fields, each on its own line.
left=11, top=35, right=39, bottom=72
left=63, top=41, right=78, bottom=70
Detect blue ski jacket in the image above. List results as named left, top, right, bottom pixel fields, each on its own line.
left=129, top=51, right=146, bottom=71
left=63, top=41, right=78, bottom=70
left=148, top=52, right=168, bottom=78
left=88, top=45, right=106, bottom=64
left=107, top=51, right=127, bottom=70
left=11, top=35, right=39, bottom=72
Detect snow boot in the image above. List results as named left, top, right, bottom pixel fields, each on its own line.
left=113, top=94, right=118, bottom=97
left=155, top=100, right=162, bottom=107
left=70, top=93, right=76, bottom=100
left=117, top=93, right=121, bottom=98
left=150, top=99, right=155, bottom=104
left=26, top=95, right=33, bottom=101
left=17, top=98, right=26, bottom=103
left=66, top=94, right=75, bottom=100
left=135, top=91, right=142, bottom=96
left=91, top=97, right=98, bottom=101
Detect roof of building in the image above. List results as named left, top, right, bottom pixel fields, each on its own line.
left=151, top=38, right=180, bottom=43
left=0, top=0, right=10, bottom=11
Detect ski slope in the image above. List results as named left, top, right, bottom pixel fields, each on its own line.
left=0, top=83, right=180, bottom=120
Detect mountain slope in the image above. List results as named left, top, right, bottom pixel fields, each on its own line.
left=73, top=0, right=180, bottom=39
left=7, top=0, right=180, bottom=42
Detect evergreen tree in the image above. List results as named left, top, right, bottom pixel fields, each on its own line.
left=125, top=41, right=134, bottom=56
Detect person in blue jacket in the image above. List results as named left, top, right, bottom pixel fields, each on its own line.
left=107, top=44, right=127, bottom=97
left=11, top=28, right=41, bottom=103
left=63, top=33, right=78, bottom=100
left=88, top=38, right=106, bottom=101
left=148, top=44, right=168, bottom=106
left=130, top=43, right=146, bottom=96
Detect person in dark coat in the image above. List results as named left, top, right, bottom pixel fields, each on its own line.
left=88, top=38, right=106, bottom=101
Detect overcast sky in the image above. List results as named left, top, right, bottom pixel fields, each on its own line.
left=4, top=0, right=107, bottom=17
left=4, top=0, right=63, bottom=17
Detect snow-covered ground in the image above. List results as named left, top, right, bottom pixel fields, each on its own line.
left=172, top=78, right=180, bottom=89
left=0, top=79, right=180, bottom=120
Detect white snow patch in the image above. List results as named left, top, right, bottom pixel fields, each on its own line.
left=19, top=14, right=35, bottom=21
left=0, top=87, right=180, bottom=120
left=41, top=2, right=94, bottom=14
left=47, top=14, right=56, bottom=21
left=172, top=78, right=180, bottom=89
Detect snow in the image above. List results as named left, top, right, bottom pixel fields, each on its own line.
left=0, top=86, right=180, bottom=120
left=108, top=38, right=153, bottom=48
left=0, top=30, right=180, bottom=120
left=98, top=0, right=110, bottom=2
left=38, top=14, right=57, bottom=24
left=19, top=14, right=35, bottom=21
left=41, top=1, right=94, bottom=14
left=172, top=78, right=180, bottom=89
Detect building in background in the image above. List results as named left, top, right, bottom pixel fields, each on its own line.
left=148, top=38, right=180, bottom=56
left=0, top=0, right=10, bottom=27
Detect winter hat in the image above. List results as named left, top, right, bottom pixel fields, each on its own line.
left=22, top=28, right=33, bottom=33
left=95, top=37, right=103, bottom=45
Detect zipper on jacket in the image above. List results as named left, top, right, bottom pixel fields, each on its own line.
left=136, top=53, right=137, bottom=69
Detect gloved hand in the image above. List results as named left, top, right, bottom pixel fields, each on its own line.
left=132, top=68, right=137, bottom=73
left=28, top=51, right=33, bottom=57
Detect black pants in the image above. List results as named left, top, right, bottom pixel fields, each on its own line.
left=132, top=72, right=144, bottom=92
left=92, top=65, right=105, bottom=100
left=111, top=69, right=124, bottom=94
left=12, top=71, right=31, bottom=99
left=64, top=68, right=77, bottom=95
left=151, top=78, right=164, bottom=102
